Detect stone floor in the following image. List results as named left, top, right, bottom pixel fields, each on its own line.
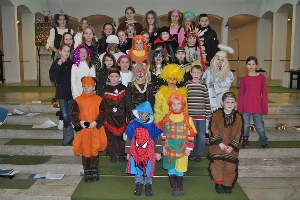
left=0, top=81, right=299, bottom=200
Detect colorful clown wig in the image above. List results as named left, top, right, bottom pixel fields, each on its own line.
left=73, top=43, right=93, bottom=66
left=159, top=93, right=196, bottom=137
left=159, top=64, right=184, bottom=82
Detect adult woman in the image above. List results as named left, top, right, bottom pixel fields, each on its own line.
left=117, top=6, right=144, bottom=35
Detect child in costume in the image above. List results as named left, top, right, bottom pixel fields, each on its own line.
left=71, top=44, right=95, bottom=99
left=168, top=9, right=185, bottom=47
left=128, top=35, right=149, bottom=67
left=125, top=101, right=163, bottom=196
left=49, top=43, right=74, bottom=146
left=101, top=68, right=129, bottom=162
left=203, top=51, right=233, bottom=110
left=148, top=47, right=168, bottom=94
left=144, top=10, right=160, bottom=47
left=99, top=35, right=125, bottom=64
left=117, top=30, right=131, bottom=55
left=141, top=31, right=152, bottom=52
left=196, top=14, right=219, bottom=62
left=74, top=17, right=89, bottom=49
left=154, top=64, right=187, bottom=123
left=185, top=64, right=211, bottom=162
left=126, top=64, right=154, bottom=120
left=70, top=76, right=107, bottom=182
left=182, top=30, right=207, bottom=67
left=96, top=53, right=116, bottom=97
left=117, top=6, right=144, bottom=35
left=82, top=26, right=101, bottom=76
left=153, top=26, right=178, bottom=63
left=117, top=55, right=133, bottom=87
left=46, top=10, right=74, bottom=60
left=98, top=23, right=115, bottom=54
left=183, top=11, right=196, bottom=33
left=238, top=56, right=269, bottom=148
left=208, top=92, right=242, bottom=194
left=160, top=93, right=196, bottom=196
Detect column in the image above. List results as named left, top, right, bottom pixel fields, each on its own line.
left=271, top=11, right=288, bottom=79
left=21, top=12, right=37, bottom=81
left=256, top=16, right=272, bottom=78
left=220, top=18, right=228, bottom=45
left=290, top=3, right=300, bottom=70
left=1, top=5, right=20, bottom=83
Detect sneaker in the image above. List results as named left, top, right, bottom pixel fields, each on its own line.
left=223, top=186, right=232, bottom=193
left=134, top=183, right=143, bottom=196
left=32, top=119, right=57, bottom=129
left=261, top=144, right=269, bottom=149
left=194, top=155, right=201, bottom=162
left=145, top=183, right=153, bottom=196
left=57, top=120, right=64, bottom=130
left=215, top=184, right=224, bottom=193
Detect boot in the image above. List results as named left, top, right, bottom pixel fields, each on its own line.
left=145, top=183, right=153, bottom=196
left=91, top=168, right=99, bottom=181
left=242, top=137, right=249, bottom=148
left=215, top=184, right=224, bottom=193
left=223, top=186, right=232, bottom=193
left=134, top=182, right=143, bottom=196
left=176, top=176, right=184, bottom=195
left=169, top=175, right=177, bottom=196
left=84, top=169, right=92, bottom=182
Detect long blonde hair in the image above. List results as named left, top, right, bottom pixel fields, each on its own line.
left=210, top=51, right=231, bottom=82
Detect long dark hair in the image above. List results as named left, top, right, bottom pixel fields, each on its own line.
left=101, top=53, right=116, bottom=72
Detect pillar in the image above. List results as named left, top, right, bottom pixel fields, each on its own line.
left=1, top=5, right=20, bottom=83
left=271, top=11, right=288, bottom=79
left=221, top=18, right=228, bottom=45
left=290, top=2, right=300, bottom=70
left=256, top=16, right=272, bottom=77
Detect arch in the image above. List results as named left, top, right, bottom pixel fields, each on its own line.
left=227, top=14, right=259, bottom=78
left=118, top=14, right=145, bottom=26
left=86, top=14, right=114, bottom=37
left=262, top=11, right=274, bottom=19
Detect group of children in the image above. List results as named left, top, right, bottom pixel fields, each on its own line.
left=48, top=7, right=269, bottom=197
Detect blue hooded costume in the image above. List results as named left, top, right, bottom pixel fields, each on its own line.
left=125, top=101, right=163, bottom=178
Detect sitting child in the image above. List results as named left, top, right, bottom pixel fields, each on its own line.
left=125, top=101, right=163, bottom=196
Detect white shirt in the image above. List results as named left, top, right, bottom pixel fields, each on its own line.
left=74, top=32, right=83, bottom=49
left=45, top=27, right=74, bottom=49
left=120, top=71, right=133, bottom=86
left=71, top=61, right=96, bottom=99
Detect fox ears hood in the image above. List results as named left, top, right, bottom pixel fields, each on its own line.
left=132, top=101, right=154, bottom=124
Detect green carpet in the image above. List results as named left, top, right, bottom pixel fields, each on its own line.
left=0, top=124, right=57, bottom=130
left=99, top=156, right=209, bottom=176
left=0, top=86, right=55, bottom=93
left=247, top=141, right=300, bottom=148
left=71, top=176, right=249, bottom=200
left=5, top=139, right=62, bottom=146
left=0, top=177, right=35, bottom=189
left=0, top=155, right=50, bottom=165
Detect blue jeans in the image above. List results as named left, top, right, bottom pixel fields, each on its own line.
left=59, top=98, right=74, bottom=128
left=168, top=169, right=184, bottom=177
left=135, top=175, right=152, bottom=184
left=242, top=113, right=268, bottom=145
left=192, top=120, right=206, bottom=156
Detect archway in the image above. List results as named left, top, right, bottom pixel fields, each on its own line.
left=17, top=5, right=36, bottom=83
left=87, top=15, right=114, bottom=38
left=227, top=14, right=259, bottom=80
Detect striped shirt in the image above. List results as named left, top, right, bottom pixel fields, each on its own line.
left=185, top=80, right=212, bottom=120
